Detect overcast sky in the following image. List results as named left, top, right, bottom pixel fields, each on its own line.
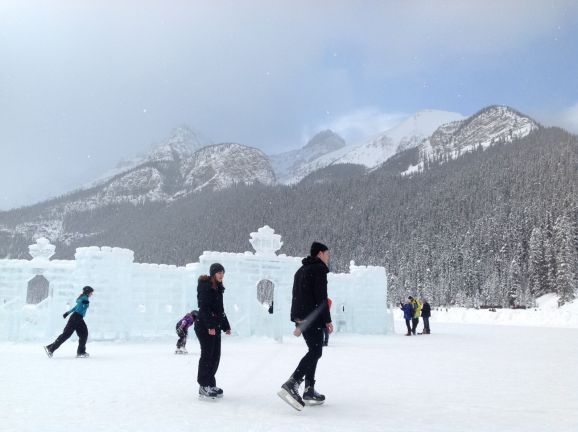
left=1, top=0, right=578, bottom=210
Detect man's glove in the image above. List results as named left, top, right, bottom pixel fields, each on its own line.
left=63, top=311, right=70, bottom=319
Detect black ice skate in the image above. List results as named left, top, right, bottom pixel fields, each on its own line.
left=277, top=377, right=304, bottom=411
left=303, top=380, right=325, bottom=405
left=199, top=385, right=219, bottom=400
left=212, top=386, right=224, bottom=398
left=76, top=352, right=90, bottom=358
left=43, top=346, right=53, bottom=358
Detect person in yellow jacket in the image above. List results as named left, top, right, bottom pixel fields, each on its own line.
left=409, top=296, right=422, bottom=335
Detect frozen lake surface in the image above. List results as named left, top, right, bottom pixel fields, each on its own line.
left=1, top=321, right=577, bottom=432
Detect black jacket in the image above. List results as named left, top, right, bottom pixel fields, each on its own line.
left=195, top=275, right=231, bottom=332
left=421, top=302, right=431, bottom=318
left=290, top=256, right=332, bottom=328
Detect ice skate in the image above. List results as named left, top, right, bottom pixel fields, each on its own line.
left=44, top=346, right=53, bottom=358
left=76, top=352, right=90, bottom=358
left=198, top=385, right=219, bottom=400
left=212, top=386, right=224, bottom=398
left=303, top=381, right=325, bottom=405
left=277, top=377, right=304, bottom=411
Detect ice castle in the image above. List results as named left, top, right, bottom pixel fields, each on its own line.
left=0, top=226, right=393, bottom=341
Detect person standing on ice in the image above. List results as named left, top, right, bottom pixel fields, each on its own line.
left=44, top=286, right=94, bottom=358
left=420, top=298, right=431, bottom=334
left=400, top=298, right=414, bottom=336
left=194, top=263, right=231, bottom=399
left=278, top=241, right=333, bottom=411
left=175, top=310, right=198, bottom=354
left=410, top=296, right=422, bottom=335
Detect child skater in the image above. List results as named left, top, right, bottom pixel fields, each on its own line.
left=175, top=310, right=198, bottom=354
left=44, top=286, right=94, bottom=358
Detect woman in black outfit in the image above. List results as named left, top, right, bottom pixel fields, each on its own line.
left=195, top=263, right=231, bottom=399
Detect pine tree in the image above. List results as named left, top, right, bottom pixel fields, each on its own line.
left=554, top=215, right=577, bottom=304
left=544, top=215, right=557, bottom=296
left=528, top=227, right=548, bottom=298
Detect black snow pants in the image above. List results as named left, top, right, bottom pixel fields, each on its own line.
left=411, top=317, right=419, bottom=335
left=47, top=312, right=88, bottom=355
left=195, top=325, right=221, bottom=387
left=405, top=319, right=412, bottom=334
left=292, top=326, right=324, bottom=386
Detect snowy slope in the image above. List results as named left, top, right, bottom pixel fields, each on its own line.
left=274, top=110, right=464, bottom=184
left=269, top=130, right=346, bottom=183
left=85, top=126, right=207, bottom=188
left=2, top=138, right=275, bottom=242
left=404, top=106, right=540, bottom=174
left=333, top=109, right=465, bottom=167
left=2, top=323, right=577, bottom=432
left=180, top=143, right=275, bottom=192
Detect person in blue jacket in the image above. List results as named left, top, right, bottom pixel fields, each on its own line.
left=400, top=297, right=414, bottom=336
left=44, top=286, right=94, bottom=358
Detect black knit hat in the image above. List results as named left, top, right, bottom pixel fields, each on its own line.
left=310, top=241, right=329, bottom=257
left=82, top=286, right=94, bottom=294
left=210, top=263, right=225, bottom=277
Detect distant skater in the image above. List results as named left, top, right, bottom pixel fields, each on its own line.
left=175, top=310, right=198, bottom=354
left=278, top=241, right=333, bottom=411
left=400, top=298, right=413, bottom=336
left=420, top=298, right=431, bottom=334
left=44, top=286, right=94, bottom=358
left=195, top=263, right=231, bottom=400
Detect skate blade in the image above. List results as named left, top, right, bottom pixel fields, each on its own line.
left=43, top=347, right=52, bottom=358
left=277, top=389, right=304, bottom=411
left=304, top=399, right=325, bottom=406
left=198, top=394, right=218, bottom=401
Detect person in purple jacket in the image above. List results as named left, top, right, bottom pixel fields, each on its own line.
left=175, top=310, right=198, bottom=354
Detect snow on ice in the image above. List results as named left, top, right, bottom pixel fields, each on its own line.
left=1, top=322, right=577, bottom=431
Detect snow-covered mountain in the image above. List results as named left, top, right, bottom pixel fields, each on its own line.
left=86, top=126, right=207, bottom=188
left=2, top=131, right=275, bottom=242
left=147, top=126, right=206, bottom=162
left=180, top=143, right=275, bottom=193
left=333, top=109, right=465, bottom=167
left=269, top=130, right=346, bottom=183
left=271, top=110, right=465, bottom=184
left=404, top=106, right=541, bottom=174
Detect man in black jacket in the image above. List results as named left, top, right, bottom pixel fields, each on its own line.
left=278, top=242, right=333, bottom=411
left=420, top=297, right=431, bottom=334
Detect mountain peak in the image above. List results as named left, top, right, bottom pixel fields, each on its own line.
left=391, top=109, right=466, bottom=152
left=403, top=105, right=541, bottom=175
left=148, top=126, right=206, bottom=162
left=303, top=130, right=346, bottom=152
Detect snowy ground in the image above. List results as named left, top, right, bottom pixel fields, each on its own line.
left=1, top=320, right=578, bottom=432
